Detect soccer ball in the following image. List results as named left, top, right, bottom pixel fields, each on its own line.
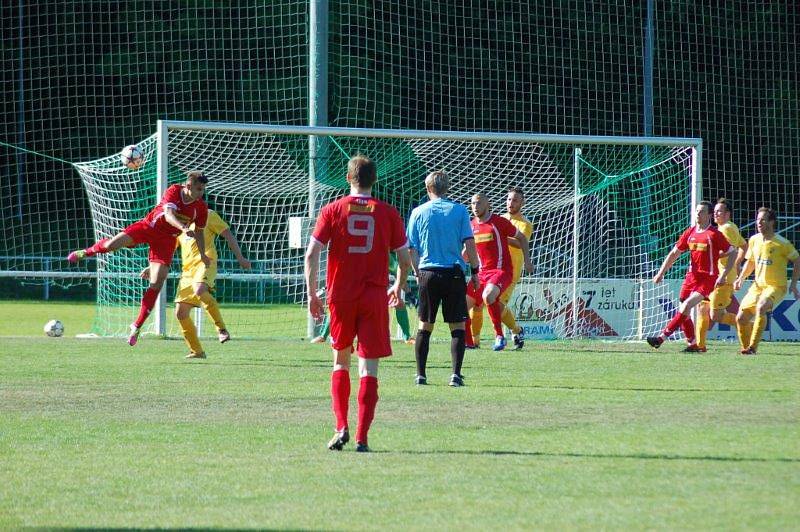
left=44, top=319, right=64, bottom=337
left=120, top=144, right=144, bottom=170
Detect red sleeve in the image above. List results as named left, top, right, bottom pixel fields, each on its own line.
left=713, top=229, right=731, bottom=255
left=312, top=204, right=332, bottom=245
left=389, top=206, right=407, bottom=249
left=195, top=201, right=208, bottom=228
left=675, top=227, right=693, bottom=251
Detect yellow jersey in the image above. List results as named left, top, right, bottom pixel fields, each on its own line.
left=179, top=210, right=229, bottom=279
left=717, top=222, right=746, bottom=283
left=502, top=212, right=533, bottom=281
left=745, top=233, right=799, bottom=288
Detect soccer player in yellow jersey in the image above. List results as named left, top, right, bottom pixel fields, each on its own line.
left=733, top=207, right=800, bottom=355
left=144, top=210, right=251, bottom=358
left=693, top=198, right=748, bottom=352
left=468, top=188, right=533, bottom=350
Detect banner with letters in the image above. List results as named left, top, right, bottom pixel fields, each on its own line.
left=508, top=278, right=800, bottom=341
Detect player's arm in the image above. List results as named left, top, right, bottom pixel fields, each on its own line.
left=220, top=229, right=252, bottom=269
left=733, top=258, right=755, bottom=291
left=389, top=246, right=412, bottom=307
left=715, top=246, right=736, bottom=287
left=734, top=240, right=748, bottom=274
left=304, top=238, right=325, bottom=319
left=653, top=246, right=682, bottom=284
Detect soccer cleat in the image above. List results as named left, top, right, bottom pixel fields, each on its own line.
left=646, top=336, right=664, bottom=349
left=327, top=428, right=350, bottom=451
left=218, top=329, right=231, bottom=343
left=414, top=375, right=427, bottom=385
left=128, top=324, right=141, bottom=346
left=683, top=344, right=707, bottom=353
left=355, top=442, right=370, bottom=453
left=465, top=343, right=479, bottom=350
left=449, top=373, right=464, bottom=387
left=492, top=335, right=507, bottom=351
left=185, top=351, right=207, bottom=359
left=512, top=330, right=525, bottom=350
left=310, top=335, right=326, bottom=344
left=67, top=249, right=87, bottom=263
left=740, top=347, right=756, bottom=355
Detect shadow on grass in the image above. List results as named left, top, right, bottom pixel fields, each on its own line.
left=375, top=449, right=800, bottom=463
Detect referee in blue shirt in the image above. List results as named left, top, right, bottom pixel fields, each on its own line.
left=406, top=171, right=480, bottom=387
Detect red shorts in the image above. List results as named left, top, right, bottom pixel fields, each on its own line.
left=328, top=286, right=392, bottom=359
left=124, top=220, right=178, bottom=265
left=679, top=271, right=717, bottom=301
left=478, top=268, right=513, bottom=295
left=466, top=280, right=483, bottom=308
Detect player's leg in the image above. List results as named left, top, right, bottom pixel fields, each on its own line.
left=194, top=282, right=229, bottom=343
left=711, top=284, right=738, bottom=328
left=748, top=287, right=783, bottom=354
left=483, top=282, right=506, bottom=350
left=353, top=290, right=392, bottom=451
left=736, top=285, right=760, bottom=353
left=500, top=283, right=524, bottom=349
left=648, top=275, right=701, bottom=348
left=413, top=270, right=438, bottom=384
left=468, top=306, right=483, bottom=347
left=175, top=302, right=205, bottom=358
left=129, top=261, right=170, bottom=346
left=695, top=300, right=711, bottom=351
left=67, top=231, right=134, bottom=262
left=327, top=300, right=356, bottom=450
left=442, top=271, right=468, bottom=386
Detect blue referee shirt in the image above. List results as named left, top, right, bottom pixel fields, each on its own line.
left=406, top=197, right=474, bottom=270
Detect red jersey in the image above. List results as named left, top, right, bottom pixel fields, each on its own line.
left=675, top=225, right=732, bottom=276
left=312, top=194, right=407, bottom=303
left=143, top=184, right=209, bottom=236
left=472, top=213, right=517, bottom=272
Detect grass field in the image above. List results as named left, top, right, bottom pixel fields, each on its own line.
left=1, top=301, right=799, bottom=529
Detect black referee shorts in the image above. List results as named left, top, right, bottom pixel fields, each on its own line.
left=416, top=266, right=468, bottom=324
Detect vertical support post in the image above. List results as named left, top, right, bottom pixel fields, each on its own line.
left=308, top=0, right=329, bottom=338
left=194, top=306, right=203, bottom=337
left=43, top=258, right=50, bottom=300
left=154, top=120, right=169, bottom=337
left=571, top=147, right=582, bottom=338
left=690, top=144, right=702, bottom=223
left=640, top=0, right=656, bottom=254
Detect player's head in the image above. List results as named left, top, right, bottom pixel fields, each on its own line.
left=185, top=171, right=208, bottom=200
left=506, top=187, right=525, bottom=215
left=714, top=198, right=733, bottom=225
left=424, top=170, right=449, bottom=197
left=756, top=207, right=777, bottom=235
left=346, top=155, right=377, bottom=190
left=695, top=201, right=713, bottom=226
left=470, top=193, right=490, bottom=219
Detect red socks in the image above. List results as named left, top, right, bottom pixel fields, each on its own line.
left=134, top=287, right=160, bottom=328
left=356, top=376, right=378, bottom=445
left=464, top=316, right=474, bottom=345
left=331, top=369, right=350, bottom=431
left=486, top=300, right=504, bottom=336
left=85, top=238, right=110, bottom=257
left=662, top=311, right=695, bottom=343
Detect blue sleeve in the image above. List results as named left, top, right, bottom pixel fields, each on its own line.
left=459, top=207, right=473, bottom=241
left=406, top=211, right=418, bottom=250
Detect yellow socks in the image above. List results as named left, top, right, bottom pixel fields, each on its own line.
left=696, top=310, right=710, bottom=349
left=750, top=313, right=767, bottom=351
left=501, top=306, right=521, bottom=334
left=178, top=317, right=204, bottom=355
left=737, top=321, right=753, bottom=350
left=469, top=307, right=483, bottom=345
left=198, top=291, right=226, bottom=330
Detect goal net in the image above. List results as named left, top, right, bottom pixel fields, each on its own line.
left=71, top=122, right=699, bottom=341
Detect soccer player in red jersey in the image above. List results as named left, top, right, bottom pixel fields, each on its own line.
left=648, top=201, right=735, bottom=350
left=68, top=171, right=210, bottom=346
left=304, top=155, right=411, bottom=453
left=466, top=194, right=532, bottom=351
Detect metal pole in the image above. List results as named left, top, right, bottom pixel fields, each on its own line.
left=154, top=120, right=169, bottom=336
left=572, top=147, right=582, bottom=338
left=308, top=0, right=328, bottom=338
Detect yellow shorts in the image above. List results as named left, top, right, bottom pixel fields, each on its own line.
left=709, top=284, right=734, bottom=310
left=739, top=284, right=786, bottom=313
left=174, top=264, right=217, bottom=306
left=499, top=274, right=521, bottom=305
